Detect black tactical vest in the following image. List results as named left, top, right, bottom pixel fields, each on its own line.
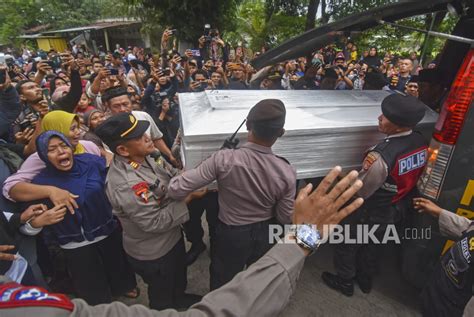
left=365, top=132, right=428, bottom=223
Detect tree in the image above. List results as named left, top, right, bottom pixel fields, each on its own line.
left=305, top=0, right=320, bottom=31
left=223, top=0, right=306, bottom=51
left=0, top=0, right=114, bottom=46
left=419, top=11, right=448, bottom=65
left=119, top=0, right=243, bottom=44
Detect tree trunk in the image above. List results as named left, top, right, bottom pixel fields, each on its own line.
left=305, top=0, right=320, bottom=66
left=321, top=0, right=329, bottom=24
left=420, top=11, right=447, bottom=66
left=305, top=0, right=320, bottom=31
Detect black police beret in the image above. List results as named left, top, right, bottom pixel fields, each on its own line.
left=247, top=99, right=286, bottom=129
left=95, top=113, right=149, bottom=151
left=381, top=93, right=426, bottom=127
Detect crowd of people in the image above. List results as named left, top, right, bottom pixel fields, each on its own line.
left=0, top=25, right=465, bottom=317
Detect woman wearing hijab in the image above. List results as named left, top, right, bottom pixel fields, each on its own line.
left=3, top=111, right=101, bottom=212
left=82, top=109, right=113, bottom=166
left=27, top=130, right=137, bottom=305
left=363, top=47, right=381, bottom=68
left=82, top=109, right=106, bottom=148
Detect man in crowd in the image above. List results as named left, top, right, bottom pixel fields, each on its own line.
left=404, top=77, right=419, bottom=98
left=227, top=63, right=248, bottom=89
left=101, top=87, right=178, bottom=166
left=168, top=99, right=297, bottom=290
left=322, top=93, right=428, bottom=296
left=388, top=58, right=413, bottom=92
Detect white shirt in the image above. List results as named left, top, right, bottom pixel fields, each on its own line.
left=131, top=110, right=163, bottom=140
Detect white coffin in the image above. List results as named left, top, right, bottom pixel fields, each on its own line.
left=178, top=90, right=438, bottom=179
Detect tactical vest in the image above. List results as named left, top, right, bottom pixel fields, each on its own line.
left=365, top=132, right=428, bottom=220
left=434, top=223, right=474, bottom=316
left=440, top=222, right=474, bottom=307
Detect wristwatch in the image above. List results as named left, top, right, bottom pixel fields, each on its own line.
left=295, top=224, right=321, bottom=255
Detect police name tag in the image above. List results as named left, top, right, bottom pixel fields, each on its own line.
left=398, top=149, right=427, bottom=175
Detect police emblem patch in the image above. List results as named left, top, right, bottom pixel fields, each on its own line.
left=363, top=152, right=378, bottom=170
left=132, top=182, right=150, bottom=203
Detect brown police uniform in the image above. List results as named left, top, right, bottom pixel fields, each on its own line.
left=96, top=113, right=196, bottom=310
left=168, top=99, right=296, bottom=290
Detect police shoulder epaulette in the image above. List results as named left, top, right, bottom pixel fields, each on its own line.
left=128, top=160, right=140, bottom=169
left=276, top=155, right=290, bottom=165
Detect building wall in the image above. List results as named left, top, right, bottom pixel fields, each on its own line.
left=37, top=37, right=67, bottom=52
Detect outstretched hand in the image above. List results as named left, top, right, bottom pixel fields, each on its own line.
left=293, top=166, right=364, bottom=238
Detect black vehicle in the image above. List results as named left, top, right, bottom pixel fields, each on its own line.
left=253, top=0, right=474, bottom=288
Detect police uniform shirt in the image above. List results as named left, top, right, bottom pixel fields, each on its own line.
left=105, top=155, right=189, bottom=261
left=168, top=142, right=297, bottom=226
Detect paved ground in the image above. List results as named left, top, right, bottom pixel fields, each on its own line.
left=117, top=218, right=423, bottom=316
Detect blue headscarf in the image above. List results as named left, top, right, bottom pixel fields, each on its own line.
left=35, top=130, right=72, bottom=168
left=32, top=131, right=116, bottom=245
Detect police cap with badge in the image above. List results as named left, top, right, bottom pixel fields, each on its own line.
left=95, top=112, right=150, bottom=153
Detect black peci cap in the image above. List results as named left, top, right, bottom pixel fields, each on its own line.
left=381, top=93, right=426, bottom=127
left=95, top=113, right=149, bottom=151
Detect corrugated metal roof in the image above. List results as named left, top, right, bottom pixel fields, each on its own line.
left=41, top=21, right=140, bottom=35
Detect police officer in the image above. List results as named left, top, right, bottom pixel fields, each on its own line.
left=413, top=198, right=474, bottom=317
left=322, top=93, right=428, bottom=296
left=168, top=99, right=297, bottom=290
left=95, top=113, right=202, bottom=310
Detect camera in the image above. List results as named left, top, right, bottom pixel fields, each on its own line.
left=157, top=68, right=170, bottom=76
left=160, top=67, right=171, bottom=76
left=203, top=24, right=219, bottom=43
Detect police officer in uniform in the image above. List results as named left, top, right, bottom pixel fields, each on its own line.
left=414, top=197, right=474, bottom=317
left=322, top=93, right=428, bottom=296
left=95, top=113, right=202, bottom=310
left=168, top=99, right=297, bottom=290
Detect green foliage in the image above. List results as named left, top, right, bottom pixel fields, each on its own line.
left=0, top=0, right=117, bottom=45
left=319, top=0, right=459, bottom=60
left=120, top=0, right=243, bottom=43
left=223, top=0, right=305, bottom=51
